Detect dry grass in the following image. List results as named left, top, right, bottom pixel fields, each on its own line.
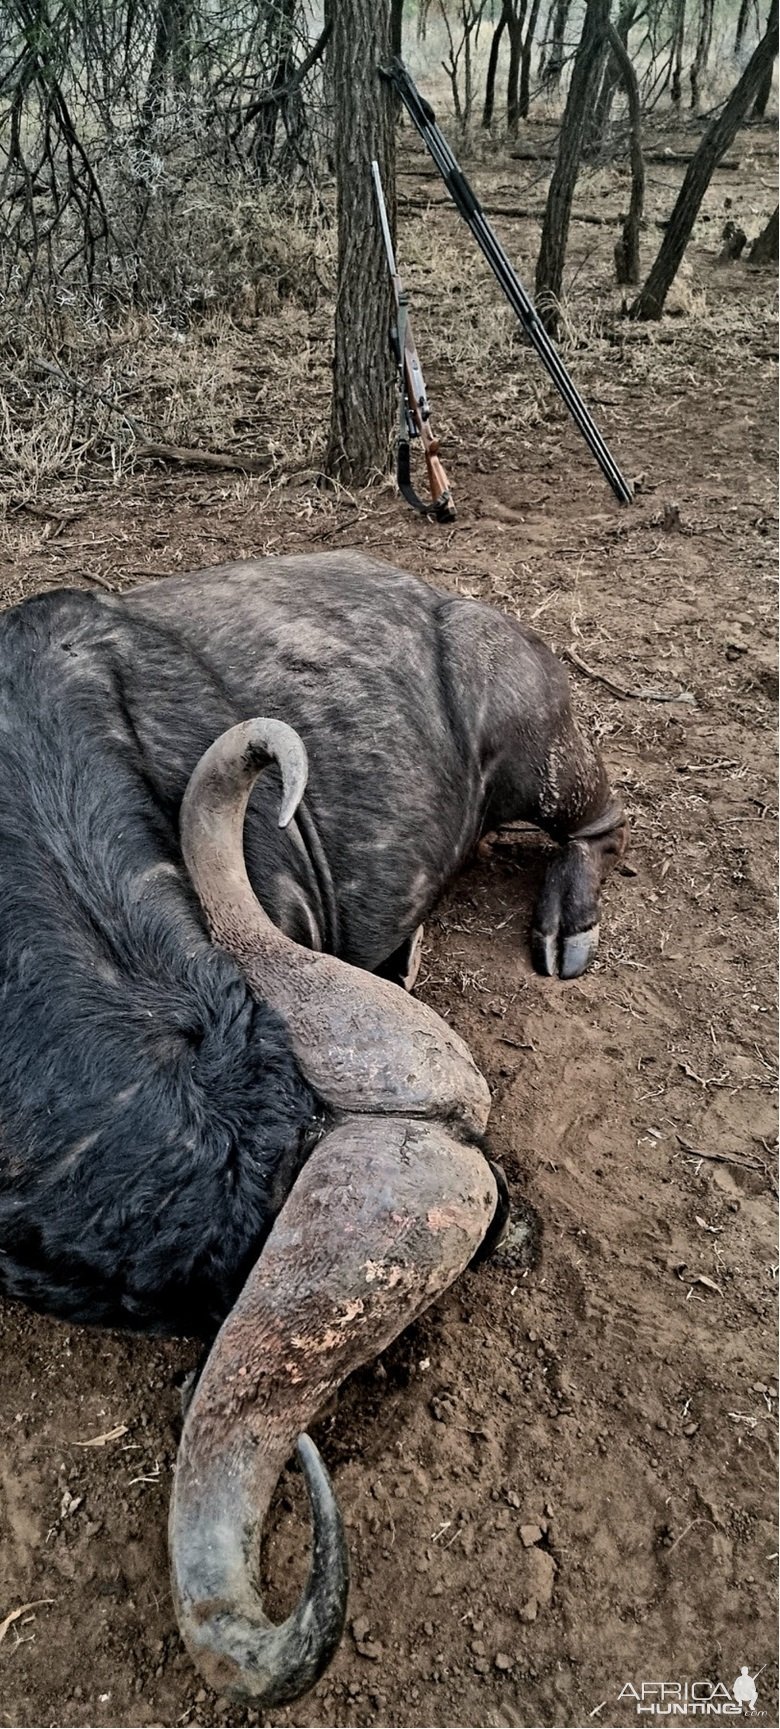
left=0, top=182, right=335, bottom=535
left=1, top=94, right=776, bottom=546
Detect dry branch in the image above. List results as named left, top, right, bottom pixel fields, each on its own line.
left=563, top=647, right=695, bottom=703
left=31, top=358, right=270, bottom=474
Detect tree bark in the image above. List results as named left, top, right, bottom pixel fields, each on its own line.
left=324, top=0, right=396, bottom=485
left=609, top=21, right=644, bottom=284
left=749, top=202, right=779, bottom=260
left=535, top=0, right=610, bottom=335
left=482, top=2, right=509, bottom=127
left=734, top=0, right=752, bottom=53
left=140, top=0, right=191, bottom=133
left=542, top=0, right=570, bottom=86
left=519, top=0, right=544, bottom=117
left=631, top=0, right=779, bottom=319
left=690, top=0, right=714, bottom=110
left=587, top=0, right=637, bottom=154
left=671, top=0, right=686, bottom=105
left=751, top=14, right=776, bottom=113
left=506, top=7, right=527, bottom=135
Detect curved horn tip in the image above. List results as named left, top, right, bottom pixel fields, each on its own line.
left=243, top=718, right=309, bottom=829
left=295, top=1430, right=351, bottom=1659
left=174, top=1431, right=350, bottom=1709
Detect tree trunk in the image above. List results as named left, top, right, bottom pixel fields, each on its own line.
left=324, top=0, right=396, bottom=485
left=141, top=0, right=191, bottom=132
left=250, top=0, right=298, bottom=177
left=535, top=0, right=610, bottom=335
left=506, top=8, right=527, bottom=134
left=671, top=0, right=686, bottom=105
left=690, top=0, right=714, bottom=110
left=749, top=202, right=779, bottom=260
left=542, top=0, right=570, bottom=86
left=608, top=21, right=644, bottom=284
left=751, top=13, right=776, bottom=113
left=587, top=0, right=637, bottom=153
left=735, top=0, right=752, bottom=53
left=483, top=1, right=509, bottom=127
left=519, top=0, right=544, bottom=116
left=631, top=0, right=779, bottom=319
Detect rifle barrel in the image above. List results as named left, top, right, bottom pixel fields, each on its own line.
left=380, top=60, right=634, bottom=507
left=370, top=159, right=398, bottom=280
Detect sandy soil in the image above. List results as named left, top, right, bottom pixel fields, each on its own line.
left=0, top=120, right=777, bottom=1729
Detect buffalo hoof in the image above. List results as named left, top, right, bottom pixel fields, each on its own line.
left=531, top=845, right=602, bottom=979
left=531, top=922, right=600, bottom=980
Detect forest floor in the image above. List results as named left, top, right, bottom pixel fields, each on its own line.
left=0, top=118, right=777, bottom=1729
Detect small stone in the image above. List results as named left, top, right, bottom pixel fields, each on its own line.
left=358, top=1640, right=383, bottom=1662
left=520, top=1523, right=543, bottom=1547
left=352, top=1617, right=370, bottom=1644
left=506, top=1490, right=521, bottom=1509
left=470, top=1639, right=486, bottom=1656
left=495, top=1652, right=513, bottom=1671
left=518, top=1597, right=538, bottom=1623
left=751, top=1382, right=768, bottom=1394
left=683, top=1421, right=699, bottom=1437
left=423, top=1621, right=434, bottom=1637
left=194, top=1690, right=207, bottom=1705
left=472, top=1657, right=490, bottom=1676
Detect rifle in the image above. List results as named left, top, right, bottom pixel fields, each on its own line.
left=379, top=58, right=634, bottom=507
left=371, top=159, right=456, bottom=523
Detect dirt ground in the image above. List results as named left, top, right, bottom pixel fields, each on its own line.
left=0, top=120, right=777, bottom=1729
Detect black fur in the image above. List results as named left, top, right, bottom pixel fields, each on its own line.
left=0, top=591, right=317, bottom=1334
left=0, top=553, right=614, bottom=1336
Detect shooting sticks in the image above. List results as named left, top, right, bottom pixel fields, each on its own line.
left=380, top=57, right=634, bottom=507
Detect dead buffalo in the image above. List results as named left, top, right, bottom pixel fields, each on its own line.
left=0, top=551, right=625, bottom=1705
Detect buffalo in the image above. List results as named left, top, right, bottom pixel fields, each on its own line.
left=0, top=551, right=625, bottom=1705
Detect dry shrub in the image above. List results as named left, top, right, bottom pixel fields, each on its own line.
left=0, top=183, right=334, bottom=516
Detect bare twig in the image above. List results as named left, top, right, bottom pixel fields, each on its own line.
left=563, top=646, right=694, bottom=703
left=32, top=358, right=270, bottom=475
left=0, top=1600, right=54, bottom=1646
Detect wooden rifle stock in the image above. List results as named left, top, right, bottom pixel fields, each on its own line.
left=372, top=158, right=455, bottom=523
left=400, top=317, right=455, bottom=521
